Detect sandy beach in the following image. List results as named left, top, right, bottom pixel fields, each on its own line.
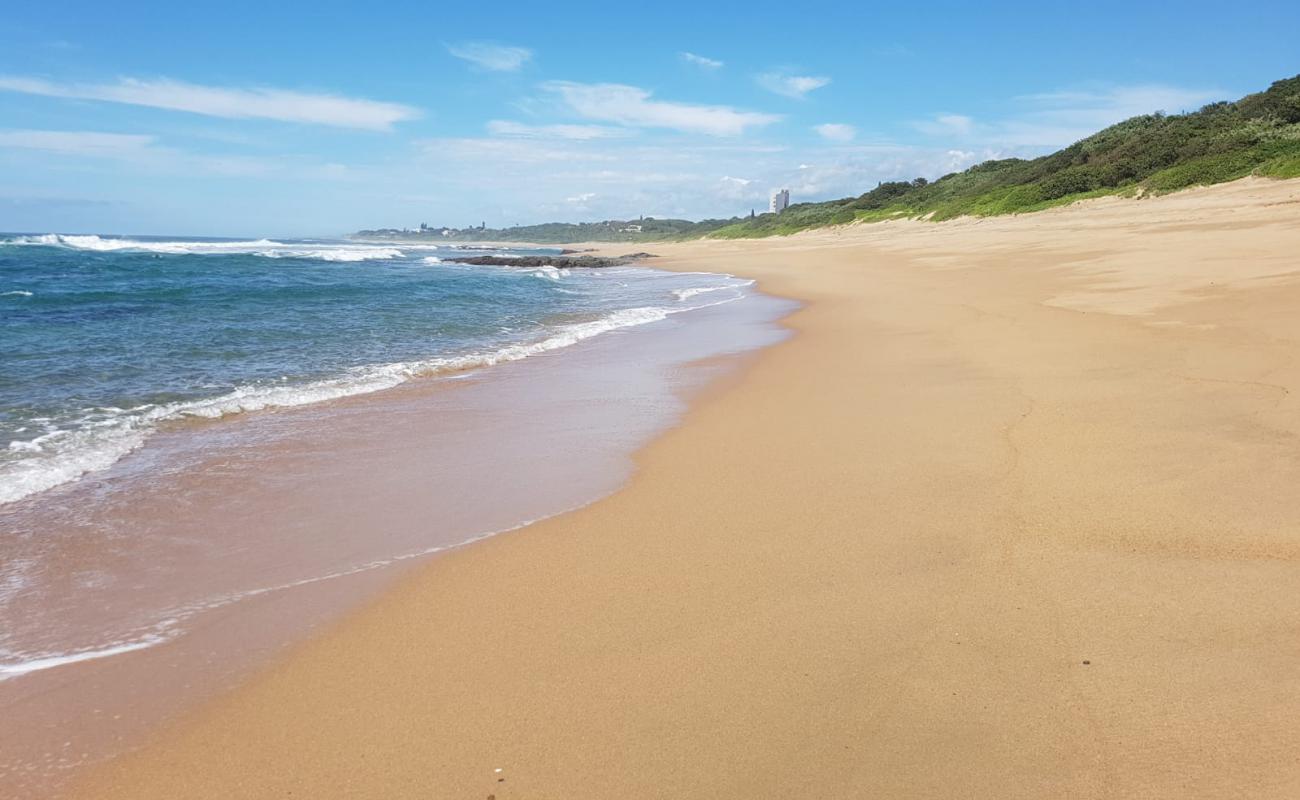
left=72, top=177, right=1300, bottom=799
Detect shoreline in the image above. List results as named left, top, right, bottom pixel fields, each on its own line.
left=0, top=254, right=731, bottom=508
left=60, top=177, right=1300, bottom=798
left=0, top=271, right=791, bottom=799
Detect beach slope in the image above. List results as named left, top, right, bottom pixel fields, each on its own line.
left=76, top=178, right=1300, bottom=799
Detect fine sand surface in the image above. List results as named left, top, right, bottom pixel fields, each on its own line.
left=74, top=178, right=1300, bottom=799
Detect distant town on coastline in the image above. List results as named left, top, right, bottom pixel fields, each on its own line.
left=355, top=75, right=1300, bottom=245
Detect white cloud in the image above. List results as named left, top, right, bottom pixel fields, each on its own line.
left=416, top=137, right=622, bottom=165
left=814, top=123, right=857, bottom=142
left=0, top=128, right=365, bottom=180
left=0, top=129, right=157, bottom=156
left=718, top=175, right=756, bottom=201
left=486, top=119, right=631, bottom=140
left=540, top=81, right=780, bottom=137
left=913, top=84, right=1223, bottom=149
left=1018, top=85, right=1220, bottom=119
left=913, top=113, right=974, bottom=137
left=446, top=42, right=533, bottom=72
left=1002, top=84, right=1222, bottom=145
left=757, top=72, right=831, bottom=99
left=680, top=52, right=723, bottom=69
left=943, top=150, right=978, bottom=172
left=0, top=76, right=419, bottom=131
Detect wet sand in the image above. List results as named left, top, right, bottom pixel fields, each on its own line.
left=72, top=177, right=1300, bottom=798
left=0, top=286, right=789, bottom=798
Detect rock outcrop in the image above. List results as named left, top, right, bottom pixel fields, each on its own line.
left=449, top=253, right=656, bottom=269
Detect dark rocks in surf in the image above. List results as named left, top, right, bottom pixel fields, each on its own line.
left=449, top=253, right=657, bottom=269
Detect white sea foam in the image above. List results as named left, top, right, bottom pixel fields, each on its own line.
left=0, top=633, right=174, bottom=681
left=5, top=234, right=405, bottom=261
left=0, top=271, right=767, bottom=681
left=0, top=291, right=747, bottom=507
left=2, top=290, right=34, bottom=297
left=523, top=265, right=570, bottom=280
left=0, top=507, right=560, bottom=681
left=10, top=233, right=280, bottom=253
left=674, top=284, right=736, bottom=301
left=253, top=247, right=403, bottom=262
left=0, top=557, right=35, bottom=608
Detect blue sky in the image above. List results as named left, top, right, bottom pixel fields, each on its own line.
left=2, top=1, right=1297, bottom=236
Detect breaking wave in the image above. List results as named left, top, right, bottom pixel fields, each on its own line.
left=0, top=293, right=743, bottom=506
left=4, top=234, right=404, bottom=261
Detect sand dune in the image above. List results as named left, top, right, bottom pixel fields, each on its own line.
left=76, top=177, right=1300, bottom=799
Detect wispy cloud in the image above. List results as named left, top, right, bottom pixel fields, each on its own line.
left=414, top=137, right=622, bottom=165
left=0, top=129, right=157, bottom=156
left=757, top=72, right=830, bottom=99
left=680, top=51, right=723, bottom=69
left=0, top=76, right=419, bottom=131
left=1018, top=85, right=1221, bottom=117
left=0, top=128, right=350, bottom=179
left=486, top=119, right=632, bottom=140
left=912, top=84, right=1224, bottom=148
left=0, top=193, right=114, bottom=210
left=446, top=42, right=533, bottom=72
left=1006, top=84, right=1222, bottom=144
left=717, top=175, right=757, bottom=202
left=814, top=123, right=857, bottom=142
left=913, top=113, right=974, bottom=137
left=540, top=81, right=780, bottom=137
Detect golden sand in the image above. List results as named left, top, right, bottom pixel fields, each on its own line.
left=75, top=177, right=1300, bottom=799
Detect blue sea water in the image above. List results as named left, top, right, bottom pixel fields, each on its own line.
left=0, top=233, right=752, bottom=504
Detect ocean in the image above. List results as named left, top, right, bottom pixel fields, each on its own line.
left=0, top=234, right=752, bottom=505
left=0, top=232, right=790, bottom=795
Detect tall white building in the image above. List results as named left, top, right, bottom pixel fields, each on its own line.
left=769, top=188, right=790, bottom=214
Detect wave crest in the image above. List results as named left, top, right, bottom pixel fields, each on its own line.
left=4, top=234, right=404, bottom=261
left=0, top=291, right=746, bottom=506
left=523, top=265, right=570, bottom=280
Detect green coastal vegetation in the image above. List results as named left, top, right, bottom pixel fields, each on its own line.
left=358, top=75, right=1300, bottom=243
